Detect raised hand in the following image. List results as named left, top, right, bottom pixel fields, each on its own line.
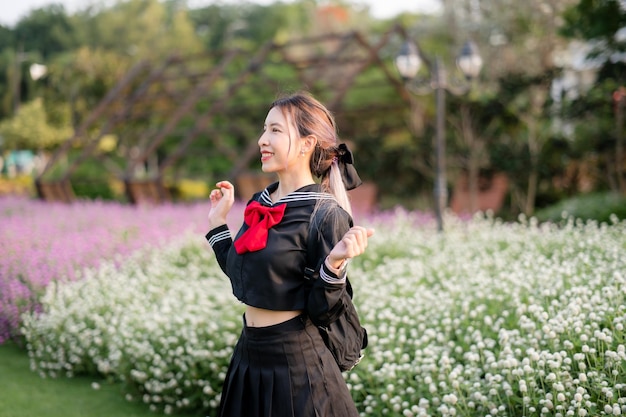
left=327, top=226, right=375, bottom=269
left=207, top=181, right=235, bottom=229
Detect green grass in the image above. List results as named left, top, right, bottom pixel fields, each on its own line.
left=0, top=342, right=195, bottom=417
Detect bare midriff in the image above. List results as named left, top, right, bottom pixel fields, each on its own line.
left=245, top=305, right=303, bottom=327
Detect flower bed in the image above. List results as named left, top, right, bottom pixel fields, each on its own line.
left=21, top=211, right=626, bottom=416
left=0, top=196, right=233, bottom=344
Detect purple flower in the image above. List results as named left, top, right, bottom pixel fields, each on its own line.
left=0, top=196, right=242, bottom=344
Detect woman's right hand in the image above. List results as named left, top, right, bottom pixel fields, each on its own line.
left=208, top=180, right=235, bottom=229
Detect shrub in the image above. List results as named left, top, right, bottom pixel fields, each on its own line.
left=534, top=191, right=626, bottom=224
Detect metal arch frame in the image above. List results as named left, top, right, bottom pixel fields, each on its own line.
left=35, top=24, right=416, bottom=204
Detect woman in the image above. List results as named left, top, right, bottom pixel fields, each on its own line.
left=205, top=91, right=373, bottom=417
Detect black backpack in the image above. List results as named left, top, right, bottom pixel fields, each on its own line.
left=304, top=219, right=368, bottom=372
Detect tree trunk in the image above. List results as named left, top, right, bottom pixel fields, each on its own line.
left=468, top=152, right=480, bottom=213
left=525, top=118, right=539, bottom=216
left=460, top=104, right=480, bottom=213
left=526, top=168, right=539, bottom=216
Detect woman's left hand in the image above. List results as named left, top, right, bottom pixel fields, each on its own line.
left=327, top=226, right=374, bottom=269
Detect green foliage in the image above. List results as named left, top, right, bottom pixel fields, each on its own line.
left=75, top=0, right=202, bottom=59
left=561, top=0, right=626, bottom=50
left=557, top=0, right=626, bottom=198
left=0, top=26, right=15, bottom=50
left=13, top=5, right=80, bottom=59
left=534, top=191, right=626, bottom=224
left=1, top=0, right=620, bottom=215
left=565, top=76, right=620, bottom=120
left=557, top=77, right=624, bottom=194
left=69, top=159, right=115, bottom=200
left=0, top=49, right=15, bottom=119
left=188, top=5, right=240, bottom=51
left=0, top=98, right=72, bottom=149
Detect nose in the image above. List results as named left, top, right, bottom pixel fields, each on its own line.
left=258, top=131, right=269, bottom=147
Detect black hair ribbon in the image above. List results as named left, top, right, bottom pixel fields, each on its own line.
left=337, top=143, right=362, bottom=191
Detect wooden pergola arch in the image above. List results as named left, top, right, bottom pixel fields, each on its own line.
left=35, top=24, right=414, bottom=204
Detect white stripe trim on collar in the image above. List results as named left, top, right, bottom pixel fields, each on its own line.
left=259, top=189, right=335, bottom=205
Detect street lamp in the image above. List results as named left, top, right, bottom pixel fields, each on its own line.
left=395, top=39, right=483, bottom=232
left=614, top=87, right=625, bottom=193
left=12, top=46, right=47, bottom=113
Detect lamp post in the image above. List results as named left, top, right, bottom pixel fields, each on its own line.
left=614, top=87, right=625, bottom=193
left=395, top=39, right=483, bottom=232
left=12, top=45, right=47, bottom=113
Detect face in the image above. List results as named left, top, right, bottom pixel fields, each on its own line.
left=258, top=106, right=302, bottom=174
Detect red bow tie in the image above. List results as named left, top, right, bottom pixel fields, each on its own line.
left=234, top=201, right=286, bottom=254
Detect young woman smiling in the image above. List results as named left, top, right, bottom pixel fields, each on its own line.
left=206, top=91, right=373, bottom=417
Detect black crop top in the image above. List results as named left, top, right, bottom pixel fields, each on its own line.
left=205, top=182, right=352, bottom=312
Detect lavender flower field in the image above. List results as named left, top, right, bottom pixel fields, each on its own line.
left=0, top=196, right=226, bottom=344
left=4, top=196, right=626, bottom=417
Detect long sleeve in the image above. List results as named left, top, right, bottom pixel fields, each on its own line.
left=306, top=205, right=353, bottom=326
left=205, top=224, right=233, bottom=275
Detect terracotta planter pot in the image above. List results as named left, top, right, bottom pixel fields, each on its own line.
left=450, top=172, right=508, bottom=214
left=348, top=182, right=378, bottom=217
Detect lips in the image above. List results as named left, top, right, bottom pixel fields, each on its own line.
left=261, top=151, right=273, bottom=162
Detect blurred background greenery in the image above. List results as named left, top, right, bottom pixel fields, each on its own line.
left=0, top=0, right=625, bottom=222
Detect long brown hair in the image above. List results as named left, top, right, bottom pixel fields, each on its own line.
left=270, top=92, right=352, bottom=216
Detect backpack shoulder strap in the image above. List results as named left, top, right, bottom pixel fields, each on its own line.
left=304, top=212, right=322, bottom=281
left=304, top=208, right=354, bottom=299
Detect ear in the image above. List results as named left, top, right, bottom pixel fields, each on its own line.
left=302, top=135, right=317, bottom=154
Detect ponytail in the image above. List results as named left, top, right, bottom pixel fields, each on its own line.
left=324, top=160, right=353, bottom=217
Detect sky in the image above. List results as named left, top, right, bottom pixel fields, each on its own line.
left=0, top=0, right=441, bottom=26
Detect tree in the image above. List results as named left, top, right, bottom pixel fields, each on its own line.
left=447, top=91, right=516, bottom=213
left=75, top=0, right=202, bottom=59
left=436, top=0, right=578, bottom=215
left=561, top=0, right=626, bottom=54
left=13, top=4, right=79, bottom=59
left=0, top=6, right=77, bottom=120
left=560, top=0, right=626, bottom=194
left=505, top=74, right=555, bottom=215
left=0, top=25, right=15, bottom=51
left=0, top=98, right=72, bottom=150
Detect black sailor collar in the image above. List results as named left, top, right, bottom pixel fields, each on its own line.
left=257, top=182, right=336, bottom=208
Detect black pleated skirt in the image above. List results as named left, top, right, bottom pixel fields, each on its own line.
left=217, top=314, right=359, bottom=417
